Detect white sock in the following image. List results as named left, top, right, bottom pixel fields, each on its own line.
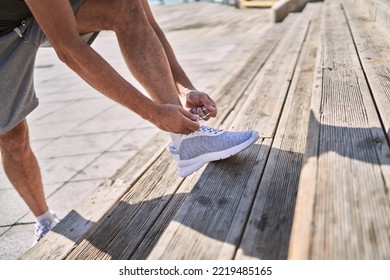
left=170, top=133, right=182, bottom=149
left=36, top=209, right=57, bottom=225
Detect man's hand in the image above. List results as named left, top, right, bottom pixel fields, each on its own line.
left=150, top=104, right=200, bottom=134
left=184, top=90, right=217, bottom=121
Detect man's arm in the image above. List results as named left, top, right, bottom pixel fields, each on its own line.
left=25, top=0, right=200, bottom=134
left=141, top=0, right=217, bottom=119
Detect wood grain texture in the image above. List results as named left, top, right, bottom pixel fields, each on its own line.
left=341, top=1, right=390, bottom=186
left=290, top=0, right=390, bottom=260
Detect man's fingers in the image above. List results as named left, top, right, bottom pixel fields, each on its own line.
left=189, top=106, right=211, bottom=120
left=179, top=107, right=200, bottom=132
left=182, top=107, right=200, bottom=121
left=200, top=107, right=211, bottom=120
left=197, top=94, right=214, bottom=112
left=199, top=94, right=217, bottom=117
left=186, top=91, right=217, bottom=119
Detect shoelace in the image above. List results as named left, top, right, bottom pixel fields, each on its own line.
left=191, top=125, right=223, bottom=136
left=34, top=222, right=52, bottom=241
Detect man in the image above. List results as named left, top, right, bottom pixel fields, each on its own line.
left=0, top=0, right=259, bottom=245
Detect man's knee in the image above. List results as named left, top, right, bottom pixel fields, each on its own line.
left=111, top=0, right=149, bottom=30
left=76, top=0, right=149, bottom=33
left=0, top=120, right=31, bottom=159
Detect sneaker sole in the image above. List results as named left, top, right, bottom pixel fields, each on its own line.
left=177, top=130, right=259, bottom=177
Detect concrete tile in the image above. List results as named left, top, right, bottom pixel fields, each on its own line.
left=72, top=150, right=137, bottom=181
left=37, top=130, right=127, bottom=159
left=0, top=189, right=30, bottom=226
left=109, top=126, right=160, bottom=152
left=38, top=88, right=100, bottom=104
left=37, top=77, right=93, bottom=97
left=19, top=179, right=104, bottom=224
left=66, top=105, right=144, bottom=136
left=39, top=153, right=99, bottom=185
left=30, top=97, right=116, bottom=125
left=0, top=226, right=10, bottom=236
left=35, top=47, right=58, bottom=64
left=29, top=121, right=78, bottom=141
left=41, top=183, right=64, bottom=201
left=0, top=224, right=34, bottom=260
left=30, top=139, right=54, bottom=152
left=0, top=170, right=12, bottom=190
left=48, top=179, right=105, bottom=218
left=27, top=101, right=70, bottom=123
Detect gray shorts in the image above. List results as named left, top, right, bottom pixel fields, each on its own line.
left=0, top=0, right=98, bottom=134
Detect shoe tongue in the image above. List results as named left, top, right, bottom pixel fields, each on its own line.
left=199, top=125, right=212, bottom=133
left=199, top=126, right=223, bottom=134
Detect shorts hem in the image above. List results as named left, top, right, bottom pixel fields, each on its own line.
left=0, top=98, right=39, bottom=134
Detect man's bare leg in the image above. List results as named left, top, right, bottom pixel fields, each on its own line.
left=0, top=120, right=47, bottom=217
left=74, top=0, right=182, bottom=106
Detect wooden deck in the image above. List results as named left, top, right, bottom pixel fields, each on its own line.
left=22, top=0, right=390, bottom=260
left=235, top=0, right=278, bottom=9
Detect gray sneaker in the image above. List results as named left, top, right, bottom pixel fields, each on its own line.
left=168, top=125, right=259, bottom=177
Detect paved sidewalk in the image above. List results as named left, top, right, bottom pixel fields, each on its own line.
left=0, top=31, right=161, bottom=260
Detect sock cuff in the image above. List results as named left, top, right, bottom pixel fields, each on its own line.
left=36, top=209, right=56, bottom=224
left=170, top=133, right=182, bottom=149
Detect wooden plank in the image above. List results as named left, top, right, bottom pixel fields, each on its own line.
left=289, top=0, right=390, bottom=259
left=341, top=0, right=390, bottom=186
left=272, top=0, right=308, bottom=22
left=236, top=1, right=322, bottom=260
left=148, top=3, right=315, bottom=260
left=287, top=7, right=324, bottom=261
left=237, top=0, right=278, bottom=9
